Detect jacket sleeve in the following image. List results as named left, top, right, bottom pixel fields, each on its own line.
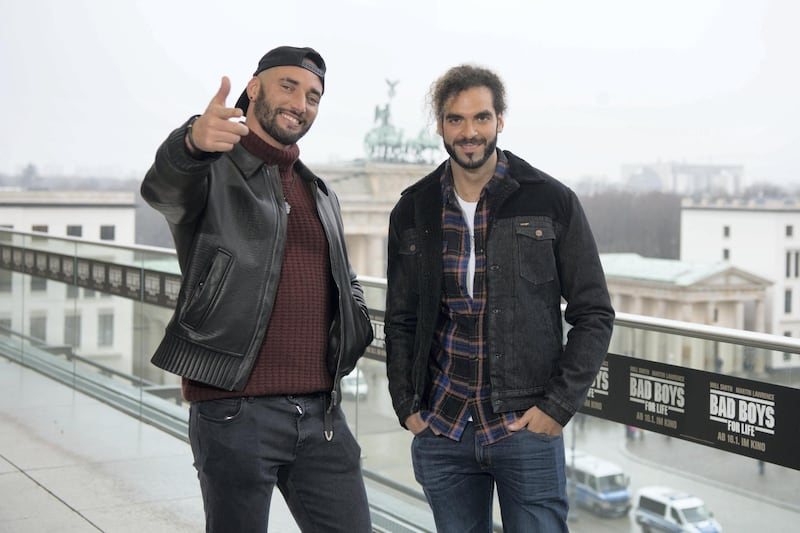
left=540, top=189, right=615, bottom=426
left=140, top=116, right=221, bottom=225
left=325, top=187, right=374, bottom=371
left=384, top=203, right=420, bottom=427
left=349, top=261, right=375, bottom=349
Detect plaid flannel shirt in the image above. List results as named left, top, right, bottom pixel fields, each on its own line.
left=420, top=152, right=522, bottom=445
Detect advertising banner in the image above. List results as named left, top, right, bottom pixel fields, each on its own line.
left=581, top=353, right=798, bottom=470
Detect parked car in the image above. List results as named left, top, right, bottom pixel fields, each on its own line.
left=634, top=486, right=721, bottom=533
left=565, top=449, right=631, bottom=517
left=340, top=368, right=368, bottom=399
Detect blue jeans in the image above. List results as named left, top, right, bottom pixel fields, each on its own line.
left=189, top=394, right=370, bottom=533
left=411, top=422, right=568, bottom=533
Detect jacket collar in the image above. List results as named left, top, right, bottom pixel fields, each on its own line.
left=226, top=143, right=329, bottom=196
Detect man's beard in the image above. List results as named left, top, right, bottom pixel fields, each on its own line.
left=443, top=132, right=498, bottom=170
left=253, top=86, right=312, bottom=146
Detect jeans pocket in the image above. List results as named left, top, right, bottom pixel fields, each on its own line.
left=193, top=397, right=244, bottom=423
left=413, top=427, right=435, bottom=438
left=524, top=429, right=563, bottom=443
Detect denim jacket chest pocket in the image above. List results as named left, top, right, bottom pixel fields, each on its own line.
left=514, top=217, right=557, bottom=285
left=398, top=228, right=419, bottom=256
left=396, top=229, right=422, bottom=298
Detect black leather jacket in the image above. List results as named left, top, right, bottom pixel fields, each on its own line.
left=141, top=117, right=373, bottom=403
left=385, top=151, right=614, bottom=427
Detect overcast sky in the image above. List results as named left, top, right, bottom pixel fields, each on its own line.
left=2, top=0, right=799, bottom=186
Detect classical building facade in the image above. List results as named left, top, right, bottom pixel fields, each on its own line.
left=602, top=253, right=771, bottom=375
left=321, top=161, right=436, bottom=278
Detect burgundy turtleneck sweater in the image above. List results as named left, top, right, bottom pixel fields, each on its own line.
left=183, top=133, right=334, bottom=402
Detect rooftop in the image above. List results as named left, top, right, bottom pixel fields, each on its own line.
left=601, top=253, right=730, bottom=286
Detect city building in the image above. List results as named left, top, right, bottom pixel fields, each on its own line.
left=322, top=161, right=436, bottom=278
left=0, top=190, right=137, bottom=374
left=602, top=253, right=771, bottom=374
left=621, top=161, right=743, bottom=196
left=680, top=197, right=800, bottom=369
left=0, top=189, right=136, bottom=242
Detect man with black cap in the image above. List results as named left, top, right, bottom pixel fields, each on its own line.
left=141, top=46, right=373, bottom=532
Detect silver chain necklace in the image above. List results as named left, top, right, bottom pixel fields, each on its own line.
left=283, top=172, right=297, bottom=214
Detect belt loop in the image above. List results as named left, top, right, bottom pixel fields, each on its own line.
left=323, top=394, right=334, bottom=441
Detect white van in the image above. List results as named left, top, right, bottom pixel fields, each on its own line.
left=564, top=449, right=631, bottom=517
left=634, top=486, right=722, bottom=533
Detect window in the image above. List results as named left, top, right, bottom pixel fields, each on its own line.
left=66, top=225, right=82, bottom=237
left=784, top=332, right=792, bottom=361
left=66, top=285, right=79, bottom=298
left=100, top=225, right=115, bottom=241
left=64, top=314, right=81, bottom=347
left=98, top=312, right=114, bottom=347
left=787, top=225, right=794, bottom=238
left=796, top=251, right=799, bottom=278
left=722, top=248, right=730, bottom=260
left=788, top=252, right=793, bottom=278
left=29, top=316, right=46, bottom=342
left=30, top=276, right=47, bottom=292
left=0, top=318, right=11, bottom=332
left=723, top=225, right=730, bottom=238
left=639, top=497, right=666, bottom=516
left=31, top=224, right=48, bottom=242
left=785, top=289, right=793, bottom=314
left=0, top=270, right=11, bottom=292
left=713, top=308, right=718, bottom=322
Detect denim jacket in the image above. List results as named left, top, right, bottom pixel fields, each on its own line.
left=385, top=150, right=614, bottom=427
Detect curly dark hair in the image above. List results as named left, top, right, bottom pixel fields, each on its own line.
left=429, top=64, right=507, bottom=122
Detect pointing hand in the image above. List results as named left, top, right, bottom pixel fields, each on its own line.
left=186, top=76, right=250, bottom=154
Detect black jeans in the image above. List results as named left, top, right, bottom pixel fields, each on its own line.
left=189, top=394, right=370, bottom=533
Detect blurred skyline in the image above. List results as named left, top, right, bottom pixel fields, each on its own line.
left=1, top=0, right=798, bottom=186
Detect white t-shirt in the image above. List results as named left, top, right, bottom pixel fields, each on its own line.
left=455, top=192, right=478, bottom=299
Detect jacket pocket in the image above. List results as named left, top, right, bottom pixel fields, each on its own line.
left=181, top=249, right=233, bottom=330
left=398, top=228, right=419, bottom=255
left=515, top=217, right=557, bottom=285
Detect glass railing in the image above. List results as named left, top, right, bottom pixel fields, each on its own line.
left=1, top=227, right=799, bottom=532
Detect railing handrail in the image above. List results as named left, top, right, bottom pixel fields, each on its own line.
left=5, top=227, right=799, bottom=356
left=360, top=275, right=800, bottom=354
left=0, top=325, right=158, bottom=387
left=614, top=310, right=800, bottom=353
left=0, top=226, right=176, bottom=255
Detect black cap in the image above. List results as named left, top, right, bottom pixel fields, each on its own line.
left=235, top=46, right=326, bottom=113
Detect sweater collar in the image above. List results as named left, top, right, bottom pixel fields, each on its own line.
left=240, top=131, right=300, bottom=170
